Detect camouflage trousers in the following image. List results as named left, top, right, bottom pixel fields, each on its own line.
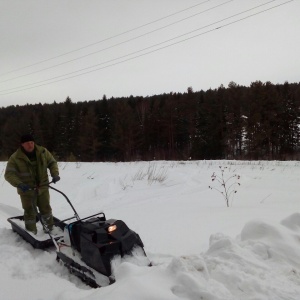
left=20, top=189, right=53, bottom=234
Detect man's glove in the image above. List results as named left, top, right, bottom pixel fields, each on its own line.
left=52, top=175, right=60, bottom=184
left=18, top=183, right=30, bottom=192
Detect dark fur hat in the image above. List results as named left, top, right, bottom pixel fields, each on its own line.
left=20, top=134, right=35, bottom=144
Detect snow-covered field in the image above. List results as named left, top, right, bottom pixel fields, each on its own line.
left=1, top=160, right=300, bottom=300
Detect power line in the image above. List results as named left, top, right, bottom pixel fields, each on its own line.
left=0, top=0, right=290, bottom=94
left=0, top=0, right=294, bottom=96
left=0, top=0, right=234, bottom=84
left=0, top=0, right=277, bottom=92
left=0, top=0, right=214, bottom=77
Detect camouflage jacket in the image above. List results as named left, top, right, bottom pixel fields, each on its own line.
left=4, top=145, right=59, bottom=195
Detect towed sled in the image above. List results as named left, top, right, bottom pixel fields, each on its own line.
left=8, top=184, right=150, bottom=288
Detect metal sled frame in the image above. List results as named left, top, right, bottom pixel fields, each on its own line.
left=7, top=215, right=65, bottom=249
left=7, top=184, right=81, bottom=250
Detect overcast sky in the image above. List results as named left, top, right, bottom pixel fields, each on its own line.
left=0, top=0, right=299, bottom=108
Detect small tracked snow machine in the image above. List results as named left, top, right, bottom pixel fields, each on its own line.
left=8, top=184, right=150, bottom=288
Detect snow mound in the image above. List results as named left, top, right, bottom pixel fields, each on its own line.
left=200, top=214, right=300, bottom=299
left=281, top=212, right=300, bottom=231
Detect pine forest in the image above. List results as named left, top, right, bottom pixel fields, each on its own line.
left=1, top=81, right=300, bottom=162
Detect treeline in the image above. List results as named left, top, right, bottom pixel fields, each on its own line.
left=0, top=81, right=300, bottom=162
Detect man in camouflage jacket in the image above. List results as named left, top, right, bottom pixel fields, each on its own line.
left=5, top=134, right=60, bottom=234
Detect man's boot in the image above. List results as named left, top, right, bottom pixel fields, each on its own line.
left=41, top=213, right=54, bottom=232
left=24, top=218, right=37, bottom=235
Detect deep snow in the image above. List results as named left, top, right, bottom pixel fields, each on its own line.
left=0, top=160, right=300, bottom=299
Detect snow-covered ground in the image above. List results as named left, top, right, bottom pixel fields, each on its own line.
left=0, top=160, right=300, bottom=300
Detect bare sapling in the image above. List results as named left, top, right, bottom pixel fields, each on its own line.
left=209, top=166, right=240, bottom=207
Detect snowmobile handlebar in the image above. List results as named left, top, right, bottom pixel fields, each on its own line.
left=48, top=184, right=80, bottom=221
left=29, top=182, right=80, bottom=221
left=27, top=181, right=53, bottom=190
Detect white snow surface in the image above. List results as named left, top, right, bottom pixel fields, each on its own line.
left=1, top=160, right=300, bottom=300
